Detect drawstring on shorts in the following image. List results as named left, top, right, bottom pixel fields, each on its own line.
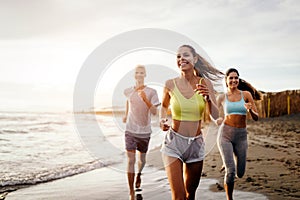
left=188, top=137, right=196, bottom=144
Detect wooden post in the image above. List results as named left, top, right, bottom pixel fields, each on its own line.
left=287, top=95, right=290, bottom=115
left=267, top=97, right=271, bottom=118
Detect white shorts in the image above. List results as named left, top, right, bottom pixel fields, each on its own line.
left=161, top=129, right=205, bottom=163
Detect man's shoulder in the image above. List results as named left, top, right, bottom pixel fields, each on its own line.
left=124, top=87, right=134, bottom=95
left=145, top=86, right=158, bottom=94
left=124, top=86, right=134, bottom=90
left=145, top=86, right=156, bottom=91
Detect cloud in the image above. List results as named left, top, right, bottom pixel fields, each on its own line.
left=0, top=0, right=117, bottom=39
left=0, top=0, right=299, bottom=112
left=0, top=0, right=177, bottom=39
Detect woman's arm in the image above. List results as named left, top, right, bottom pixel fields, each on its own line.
left=244, top=91, right=259, bottom=121
left=160, top=80, right=172, bottom=131
left=214, top=94, right=225, bottom=125
left=196, top=78, right=219, bottom=120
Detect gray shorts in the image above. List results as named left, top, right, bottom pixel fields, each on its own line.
left=125, top=131, right=151, bottom=153
left=161, top=129, right=205, bottom=163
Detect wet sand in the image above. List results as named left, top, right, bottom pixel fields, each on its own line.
left=4, top=162, right=268, bottom=200
left=4, top=114, right=300, bottom=200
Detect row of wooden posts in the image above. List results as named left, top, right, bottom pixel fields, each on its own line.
left=259, top=90, right=300, bottom=118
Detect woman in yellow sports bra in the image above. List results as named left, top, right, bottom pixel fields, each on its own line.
left=160, top=44, right=223, bottom=200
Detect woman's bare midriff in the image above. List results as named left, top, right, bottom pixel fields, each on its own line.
left=172, top=119, right=202, bottom=137
left=224, top=115, right=247, bottom=128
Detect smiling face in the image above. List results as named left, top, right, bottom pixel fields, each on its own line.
left=226, top=71, right=239, bottom=89
left=176, top=46, right=196, bottom=71
left=134, top=66, right=146, bottom=82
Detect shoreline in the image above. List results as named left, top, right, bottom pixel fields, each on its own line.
left=3, top=114, right=300, bottom=199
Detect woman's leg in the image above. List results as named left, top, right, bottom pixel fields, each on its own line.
left=219, top=142, right=235, bottom=200
left=184, top=161, right=203, bottom=200
left=224, top=183, right=234, bottom=200
left=217, top=125, right=235, bottom=200
left=233, top=131, right=248, bottom=179
left=163, top=155, right=186, bottom=200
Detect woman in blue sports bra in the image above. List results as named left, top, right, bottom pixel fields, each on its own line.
left=217, top=68, right=259, bottom=200
left=160, top=45, right=223, bottom=200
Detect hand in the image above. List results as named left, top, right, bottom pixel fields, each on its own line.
left=216, top=117, right=223, bottom=126
left=195, top=84, right=210, bottom=100
left=138, top=90, right=147, bottom=101
left=244, top=103, right=253, bottom=111
left=160, top=118, right=170, bottom=131
left=122, top=116, right=127, bottom=123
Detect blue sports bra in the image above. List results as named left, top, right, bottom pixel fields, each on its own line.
left=224, top=91, right=247, bottom=116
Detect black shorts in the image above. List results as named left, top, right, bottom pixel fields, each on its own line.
left=125, top=131, right=151, bottom=153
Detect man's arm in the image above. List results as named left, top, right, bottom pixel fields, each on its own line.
left=122, top=100, right=129, bottom=123
left=138, top=90, right=158, bottom=115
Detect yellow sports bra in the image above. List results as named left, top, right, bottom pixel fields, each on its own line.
left=170, top=78, right=206, bottom=121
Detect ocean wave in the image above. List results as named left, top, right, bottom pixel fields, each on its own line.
left=0, top=160, right=119, bottom=189
left=0, top=129, right=29, bottom=134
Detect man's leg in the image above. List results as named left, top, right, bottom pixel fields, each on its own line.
left=127, top=150, right=136, bottom=200
left=136, top=151, right=146, bottom=188
left=135, top=135, right=150, bottom=189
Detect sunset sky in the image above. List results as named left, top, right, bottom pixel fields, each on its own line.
left=0, top=0, right=299, bottom=112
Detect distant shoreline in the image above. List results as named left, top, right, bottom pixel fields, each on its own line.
left=74, top=110, right=125, bottom=116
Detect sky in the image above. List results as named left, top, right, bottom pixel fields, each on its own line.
left=0, top=0, right=299, bottom=112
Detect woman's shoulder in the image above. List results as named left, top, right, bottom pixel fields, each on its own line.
left=217, top=93, right=226, bottom=102
left=165, top=78, right=177, bottom=90
left=242, top=90, right=251, bottom=97
left=242, top=90, right=253, bottom=100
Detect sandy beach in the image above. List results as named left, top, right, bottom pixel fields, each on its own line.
left=202, top=113, right=300, bottom=200
left=3, top=114, right=300, bottom=200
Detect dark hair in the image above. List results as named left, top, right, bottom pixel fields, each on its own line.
left=225, top=68, right=262, bottom=100
left=225, top=68, right=239, bottom=77
left=179, top=45, right=224, bottom=82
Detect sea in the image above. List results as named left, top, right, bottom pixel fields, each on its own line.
left=0, top=111, right=165, bottom=193
left=1, top=111, right=270, bottom=200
